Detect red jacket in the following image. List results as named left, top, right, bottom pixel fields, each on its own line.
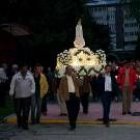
left=117, top=67, right=137, bottom=90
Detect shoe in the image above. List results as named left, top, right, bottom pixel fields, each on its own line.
left=17, top=121, right=23, bottom=128
left=104, top=121, right=110, bottom=127
left=69, top=126, right=76, bottom=131
left=36, top=120, right=40, bottom=124
left=83, top=111, right=88, bottom=114
left=31, top=122, right=36, bottom=125
left=122, top=112, right=126, bottom=115
left=31, top=120, right=36, bottom=125
left=42, top=112, right=47, bottom=116
left=105, top=123, right=110, bottom=128
left=22, top=125, right=29, bottom=130
left=103, top=119, right=108, bottom=124
left=103, top=120, right=106, bottom=124
left=128, top=111, right=132, bottom=114
left=59, top=113, right=67, bottom=116
left=17, top=124, right=22, bottom=128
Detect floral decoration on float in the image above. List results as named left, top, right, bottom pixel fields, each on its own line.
left=56, top=19, right=106, bottom=77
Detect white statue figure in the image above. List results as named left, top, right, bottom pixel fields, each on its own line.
left=73, top=19, right=85, bottom=48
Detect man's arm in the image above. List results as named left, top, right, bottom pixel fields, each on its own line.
left=9, top=75, right=16, bottom=96
left=30, top=75, right=35, bottom=94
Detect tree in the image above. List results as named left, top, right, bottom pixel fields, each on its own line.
left=0, top=0, right=110, bottom=65
left=0, top=0, right=86, bottom=65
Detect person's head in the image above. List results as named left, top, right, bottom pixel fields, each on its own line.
left=136, top=60, right=140, bottom=66
left=65, top=65, right=75, bottom=76
left=34, top=64, right=42, bottom=74
left=2, top=63, right=8, bottom=70
left=12, top=64, right=18, bottom=73
left=124, top=61, right=130, bottom=68
left=12, top=64, right=18, bottom=70
left=105, top=65, right=112, bottom=74
left=19, top=64, right=28, bottom=76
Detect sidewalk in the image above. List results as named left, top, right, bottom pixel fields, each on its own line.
left=5, top=102, right=140, bottom=125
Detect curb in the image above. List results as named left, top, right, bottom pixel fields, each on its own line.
left=5, top=117, right=140, bottom=126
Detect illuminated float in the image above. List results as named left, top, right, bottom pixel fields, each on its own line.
left=56, top=19, right=106, bottom=77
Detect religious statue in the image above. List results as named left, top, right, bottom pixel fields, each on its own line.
left=73, top=19, right=85, bottom=48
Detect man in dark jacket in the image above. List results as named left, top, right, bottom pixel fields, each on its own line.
left=97, top=65, right=118, bottom=127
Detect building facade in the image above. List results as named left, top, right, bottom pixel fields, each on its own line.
left=86, top=0, right=139, bottom=60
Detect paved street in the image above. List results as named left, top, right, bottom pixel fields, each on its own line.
left=1, top=102, right=140, bottom=140
left=0, top=123, right=140, bottom=140
left=5, top=102, right=140, bottom=125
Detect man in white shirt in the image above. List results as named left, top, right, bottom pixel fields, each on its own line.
left=9, top=64, right=35, bottom=130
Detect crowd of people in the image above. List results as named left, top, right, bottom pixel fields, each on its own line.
left=0, top=60, right=140, bottom=130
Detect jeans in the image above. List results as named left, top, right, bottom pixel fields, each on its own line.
left=31, top=94, right=42, bottom=123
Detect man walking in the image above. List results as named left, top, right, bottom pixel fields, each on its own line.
left=97, top=65, right=117, bottom=127
left=117, top=61, right=136, bottom=115
left=59, top=65, right=81, bottom=130
left=31, top=64, right=48, bottom=124
left=9, top=64, right=35, bottom=130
